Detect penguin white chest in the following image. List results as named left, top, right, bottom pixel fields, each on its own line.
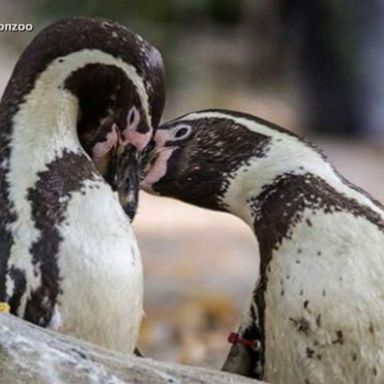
left=56, top=181, right=143, bottom=354
left=263, top=209, right=384, bottom=384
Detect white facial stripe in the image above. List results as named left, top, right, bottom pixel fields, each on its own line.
left=6, top=49, right=149, bottom=309
left=176, top=111, right=383, bottom=222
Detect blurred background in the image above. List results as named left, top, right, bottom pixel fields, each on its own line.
left=1, top=0, right=384, bottom=369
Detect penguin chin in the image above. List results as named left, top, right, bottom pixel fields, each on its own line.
left=140, top=146, right=178, bottom=193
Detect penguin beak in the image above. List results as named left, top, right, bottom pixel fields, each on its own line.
left=114, top=144, right=140, bottom=220
left=101, top=142, right=140, bottom=221
left=102, top=116, right=153, bottom=221
left=87, top=114, right=153, bottom=220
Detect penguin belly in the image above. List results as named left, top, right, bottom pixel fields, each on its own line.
left=56, top=181, right=143, bottom=354
left=264, top=210, right=384, bottom=384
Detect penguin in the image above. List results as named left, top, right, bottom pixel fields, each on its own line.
left=0, top=18, right=165, bottom=354
left=142, top=109, right=384, bottom=383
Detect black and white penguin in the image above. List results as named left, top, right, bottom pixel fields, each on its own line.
left=142, top=109, right=384, bottom=383
left=0, top=18, right=165, bottom=354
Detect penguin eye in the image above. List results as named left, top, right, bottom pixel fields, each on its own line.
left=172, top=125, right=192, bottom=140
left=128, top=107, right=139, bottom=126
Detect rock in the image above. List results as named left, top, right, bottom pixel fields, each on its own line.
left=0, top=313, right=266, bottom=384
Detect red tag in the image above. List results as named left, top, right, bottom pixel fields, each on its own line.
left=227, top=332, right=261, bottom=350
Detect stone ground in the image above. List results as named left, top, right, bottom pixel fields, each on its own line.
left=1, top=49, right=384, bottom=370
left=0, top=313, right=263, bottom=384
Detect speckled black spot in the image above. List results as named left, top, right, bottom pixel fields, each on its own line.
left=289, top=317, right=310, bottom=334
left=369, top=323, right=374, bottom=334
left=306, top=347, right=315, bottom=358
left=332, top=330, right=344, bottom=345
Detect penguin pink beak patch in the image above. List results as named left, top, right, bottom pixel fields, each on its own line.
left=141, top=146, right=177, bottom=192
left=141, top=129, right=178, bottom=192
left=91, top=106, right=153, bottom=173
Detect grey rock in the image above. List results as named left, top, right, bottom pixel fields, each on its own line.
left=0, top=313, right=265, bottom=384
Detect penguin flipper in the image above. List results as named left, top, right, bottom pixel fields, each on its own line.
left=222, top=298, right=264, bottom=379
left=222, top=338, right=255, bottom=376
left=222, top=323, right=264, bottom=379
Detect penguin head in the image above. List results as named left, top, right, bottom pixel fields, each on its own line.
left=64, top=56, right=163, bottom=219
left=6, top=17, right=166, bottom=218
left=141, top=110, right=270, bottom=211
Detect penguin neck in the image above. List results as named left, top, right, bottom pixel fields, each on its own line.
left=220, top=138, right=383, bottom=231
left=6, top=61, right=87, bottom=199
left=13, top=82, right=81, bottom=162
left=221, top=143, right=330, bottom=226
